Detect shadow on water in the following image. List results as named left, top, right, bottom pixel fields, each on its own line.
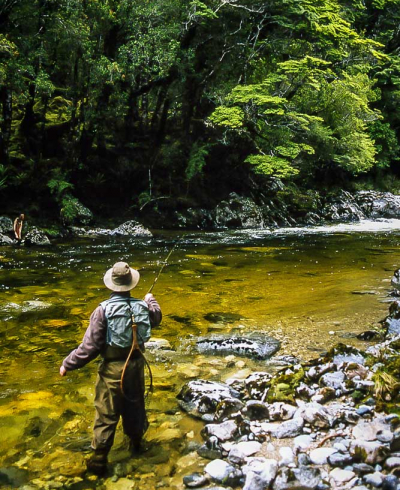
left=1, top=225, right=400, bottom=487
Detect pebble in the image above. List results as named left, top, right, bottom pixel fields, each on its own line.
left=309, top=448, right=337, bottom=465
left=330, top=467, right=356, bottom=484
left=363, top=471, right=385, bottom=487
left=384, top=456, right=400, bottom=469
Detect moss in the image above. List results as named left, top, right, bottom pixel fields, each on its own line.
left=267, top=368, right=305, bottom=403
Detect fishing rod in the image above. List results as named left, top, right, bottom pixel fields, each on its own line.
left=147, top=234, right=186, bottom=294
left=121, top=234, right=186, bottom=402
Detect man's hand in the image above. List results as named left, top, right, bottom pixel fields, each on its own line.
left=144, top=293, right=154, bottom=302
left=60, top=365, right=67, bottom=376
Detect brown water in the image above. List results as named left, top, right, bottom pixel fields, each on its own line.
left=0, top=226, right=400, bottom=489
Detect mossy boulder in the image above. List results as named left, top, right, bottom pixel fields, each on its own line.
left=60, top=196, right=94, bottom=226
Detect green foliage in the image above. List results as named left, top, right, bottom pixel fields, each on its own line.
left=245, top=155, right=300, bottom=178
left=208, top=107, right=244, bottom=129
left=186, top=143, right=209, bottom=181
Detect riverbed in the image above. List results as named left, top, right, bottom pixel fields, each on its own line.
left=1, top=221, right=400, bottom=489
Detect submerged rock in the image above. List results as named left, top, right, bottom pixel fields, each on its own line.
left=196, top=333, right=280, bottom=360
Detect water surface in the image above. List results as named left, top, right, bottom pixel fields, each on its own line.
left=1, top=221, right=400, bottom=488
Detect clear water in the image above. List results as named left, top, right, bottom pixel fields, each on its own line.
left=1, top=222, right=400, bottom=488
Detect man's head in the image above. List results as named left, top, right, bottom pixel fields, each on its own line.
left=103, top=262, right=140, bottom=292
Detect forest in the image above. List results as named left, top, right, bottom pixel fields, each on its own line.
left=1, top=0, right=400, bottom=221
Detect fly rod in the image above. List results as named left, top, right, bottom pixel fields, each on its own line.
left=147, top=234, right=186, bottom=294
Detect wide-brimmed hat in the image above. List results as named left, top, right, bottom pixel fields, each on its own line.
left=103, top=261, right=140, bottom=292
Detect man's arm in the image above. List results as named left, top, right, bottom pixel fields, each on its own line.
left=60, top=306, right=107, bottom=375
left=144, top=293, right=162, bottom=327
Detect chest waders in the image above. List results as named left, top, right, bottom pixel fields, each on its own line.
left=120, top=320, right=153, bottom=402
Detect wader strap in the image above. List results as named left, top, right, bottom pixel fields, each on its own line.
left=120, top=320, right=153, bottom=401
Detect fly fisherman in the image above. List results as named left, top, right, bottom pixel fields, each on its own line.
left=59, top=261, right=162, bottom=475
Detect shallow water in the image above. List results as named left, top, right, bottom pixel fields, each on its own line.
left=1, top=222, right=400, bottom=488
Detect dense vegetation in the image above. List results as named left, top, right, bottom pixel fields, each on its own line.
left=1, top=0, right=400, bottom=219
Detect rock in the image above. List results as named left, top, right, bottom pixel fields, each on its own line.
left=214, top=398, right=245, bottom=422
left=352, top=463, right=375, bottom=475
left=242, top=400, right=269, bottom=421
left=295, top=402, right=332, bottom=428
left=260, top=417, right=304, bottom=438
left=355, top=191, right=400, bottom=219
left=197, top=440, right=223, bottom=460
left=329, top=467, right=356, bottom=484
left=391, top=269, right=400, bottom=291
left=268, top=402, right=297, bottom=421
left=357, top=331, right=383, bottom=341
left=320, top=371, right=345, bottom=390
left=332, top=351, right=365, bottom=366
left=145, top=338, right=173, bottom=351
left=323, top=191, right=365, bottom=222
left=196, top=333, right=280, bottom=360
left=279, top=447, right=295, bottom=466
left=273, top=466, right=322, bottom=490
left=0, top=233, right=14, bottom=245
left=228, top=441, right=262, bottom=464
left=357, top=406, right=373, bottom=417
left=0, top=216, right=13, bottom=233
left=328, top=452, right=353, bottom=467
left=244, top=372, right=273, bottom=399
left=309, top=448, right=337, bottom=465
left=267, top=355, right=301, bottom=367
left=385, top=457, right=400, bottom=469
left=204, top=459, right=235, bottom=482
left=293, top=435, right=313, bottom=452
left=111, top=220, right=152, bottom=237
left=350, top=440, right=389, bottom=464
left=213, top=193, right=265, bottom=229
left=311, top=387, right=336, bottom=404
left=183, top=472, right=209, bottom=488
left=306, top=363, right=335, bottom=381
left=175, top=208, right=213, bottom=229
left=383, top=300, right=400, bottom=335
left=243, top=458, right=278, bottom=490
left=177, top=380, right=241, bottom=421
left=203, top=420, right=238, bottom=442
left=296, top=383, right=316, bottom=400
left=61, top=197, right=93, bottom=226
left=382, top=475, right=399, bottom=490
left=24, top=228, right=51, bottom=246
left=363, top=471, right=385, bottom=488
left=352, top=418, right=393, bottom=443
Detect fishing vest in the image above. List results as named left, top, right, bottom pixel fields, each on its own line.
left=100, top=295, right=152, bottom=348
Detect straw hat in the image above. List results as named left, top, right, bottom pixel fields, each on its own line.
left=103, top=262, right=140, bottom=292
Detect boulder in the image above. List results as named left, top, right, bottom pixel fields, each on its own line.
left=24, top=228, right=51, bottom=246
left=322, top=191, right=365, bottom=222
left=350, top=440, right=389, bottom=464
left=196, top=333, right=280, bottom=360
left=202, top=420, right=238, bottom=442
left=0, top=233, right=14, bottom=245
left=355, top=191, right=400, bottom=219
left=213, top=193, right=265, bottom=229
left=204, top=459, right=235, bottom=482
left=61, top=197, right=93, bottom=226
left=243, top=458, right=278, bottom=490
left=111, top=220, right=152, bottom=237
left=0, top=217, right=13, bottom=233
left=177, top=380, right=241, bottom=421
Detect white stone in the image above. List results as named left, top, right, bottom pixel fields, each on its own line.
left=309, top=448, right=337, bottom=465
left=363, top=471, right=384, bottom=487
left=242, top=458, right=278, bottom=488
left=385, top=456, right=400, bottom=469
left=279, top=447, right=295, bottom=466
left=205, top=459, right=234, bottom=482
left=293, top=435, right=313, bottom=452
left=329, top=467, right=356, bottom=484
left=204, top=420, right=237, bottom=441
left=228, top=441, right=261, bottom=463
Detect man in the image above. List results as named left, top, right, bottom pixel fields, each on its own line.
left=60, top=261, right=162, bottom=475
left=13, top=214, right=24, bottom=242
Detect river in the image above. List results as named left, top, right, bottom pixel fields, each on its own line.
left=1, top=220, right=400, bottom=489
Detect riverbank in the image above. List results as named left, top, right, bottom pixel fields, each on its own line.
left=2, top=190, right=400, bottom=247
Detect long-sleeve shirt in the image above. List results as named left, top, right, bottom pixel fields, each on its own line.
left=63, top=293, right=162, bottom=371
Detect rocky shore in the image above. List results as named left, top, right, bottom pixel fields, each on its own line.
left=176, top=290, right=400, bottom=490
left=2, top=190, right=400, bottom=246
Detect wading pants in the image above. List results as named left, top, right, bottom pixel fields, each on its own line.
left=91, top=353, right=148, bottom=452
